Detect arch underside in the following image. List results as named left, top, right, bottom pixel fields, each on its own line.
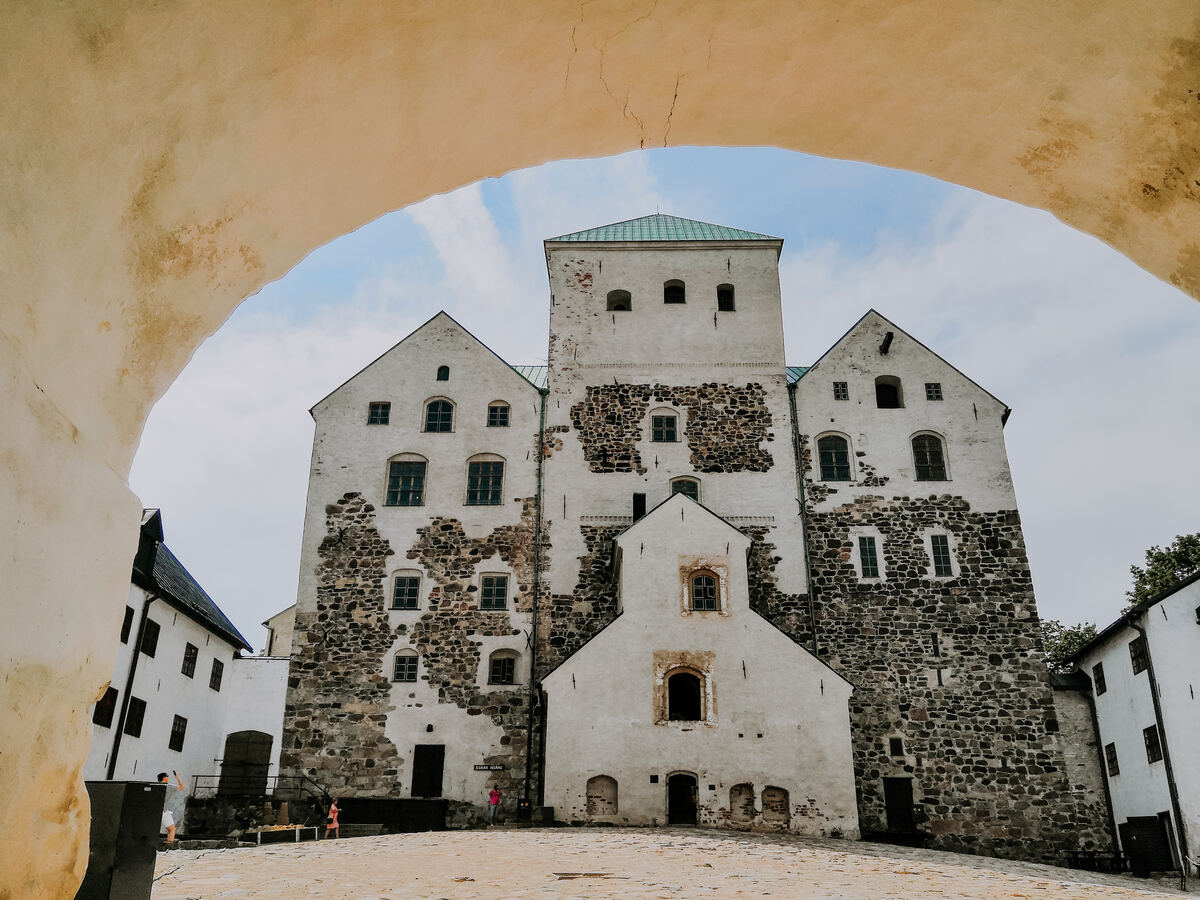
left=3, top=2, right=1199, bottom=896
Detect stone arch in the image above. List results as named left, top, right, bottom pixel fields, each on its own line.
left=6, top=5, right=1200, bottom=895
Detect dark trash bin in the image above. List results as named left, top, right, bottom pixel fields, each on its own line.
left=75, top=781, right=165, bottom=900
left=517, top=797, right=532, bottom=822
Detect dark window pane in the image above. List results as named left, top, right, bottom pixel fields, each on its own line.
left=481, top=575, right=508, bottom=610
left=386, top=460, right=426, bottom=506
left=925, top=382, right=943, bottom=401
left=393, top=655, right=418, bottom=682
left=466, top=461, right=504, bottom=505
left=392, top=576, right=420, bottom=609
left=140, top=619, right=160, bottom=658
left=181, top=643, right=198, bottom=678
left=931, top=535, right=953, bottom=577
left=424, top=400, right=453, bottom=432
left=1129, top=636, right=1148, bottom=674
left=859, top=537, right=880, bottom=578
left=889, top=737, right=904, bottom=756
left=120, top=606, right=135, bottom=644
left=717, top=284, right=735, bottom=311
left=169, top=714, right=188, bottom=752
left=667, top=672, right=702, bottom=720
left=436, top=365, right=449, bottom=381
left=1092, top=662, right=1107, bottom=695
left=123, top=696, right=146, bottom=737
left=607, top=290, right=632, bottom=311
left=817, top=435, right=851, bottom=480
left=1105, top=742, right=1120, bottom=776
left=663, top=280, right=686, bottom=304
left=367, top=401, right=391, bottom=424
left=209, top=658, right=224, bottom=692
left=93, top=687, right=119, bottom=728
left=487, top=404, right=510, bottom=427
left=913, top=435, right=947, bottom=481
left=489, top=655, right=516, bottom=685
left=692, top=574, right=717, bottom=611
left=876, top=381, right=901, bottom=408
left=651, top=415, right=677, bottom=442
left=1144, top=725, right=1163, bottom=763
left=671, top=479, right=699, bottom=501
left=833, top=382, right=849, bottom=401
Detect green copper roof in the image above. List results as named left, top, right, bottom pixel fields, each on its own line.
left=786, top=366, right=810, bottom=384
left=510, top=365, right=548, bottom=390
left=547, top=214, right=781, bottom=244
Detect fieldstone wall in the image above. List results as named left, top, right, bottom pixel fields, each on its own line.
left=742, top=524, right=813, bottom=649
left=802, top=491, right=1112, bottom=861
left=569, top=383, right=774, bottom=474
left=281, top=493, right=402, bottom=795
left=540, top=525, right=622, bottom=675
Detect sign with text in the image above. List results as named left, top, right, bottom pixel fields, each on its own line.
left=473, top=764, right=504, bottom=771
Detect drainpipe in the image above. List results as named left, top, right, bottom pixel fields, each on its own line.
left=787, top=382, right=820, bottom=657
left=106, top=593, right=158, bottom=779
left=523, top=387, right=548, bottom=809
left=1129, top=618, right=1189, bottom=891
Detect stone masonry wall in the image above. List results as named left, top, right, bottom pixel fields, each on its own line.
left=540, top=525, right=622, bottom=675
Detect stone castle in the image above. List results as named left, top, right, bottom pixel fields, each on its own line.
left=281, top=214, right=1108, bottom=859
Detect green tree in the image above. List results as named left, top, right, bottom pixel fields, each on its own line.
left=1126, top=533, right=1200, bottom=609
left=1040, top=619, right=1097, bottom=674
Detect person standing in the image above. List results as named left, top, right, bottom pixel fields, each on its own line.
left=487, top=785, right=501, bottom=824
left=157, top=771, right=185, bottom=843
left=325, top=798, right=340, bottom=839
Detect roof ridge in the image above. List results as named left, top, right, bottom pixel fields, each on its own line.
left=546, top=213, right=781, bottom=244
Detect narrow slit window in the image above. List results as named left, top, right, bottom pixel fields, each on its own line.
left=930, top=535, right=954, bottom=577
left=367, top=401, right=391, bottom=424
left=386, top=459, right=426, bottom=506
left=817, top=435, right=851, bottom=481
left=859, top=537, right=880, bottom=578
left=120, top=606, right=134, bottom=644
left=480, top=575, right=509, bottom=610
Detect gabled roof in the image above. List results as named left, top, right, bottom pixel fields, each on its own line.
left=546, top=214, right=781, bottom=245
left=1068, top=567, right=1200, bottom=664
left=616, top=491, right=751, bottom=545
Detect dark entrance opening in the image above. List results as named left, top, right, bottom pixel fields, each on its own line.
left=218, top=730, right=272, bottom=796
left=875, top=380, right=901, bottom=408
left=667, top=773, right=698, bottom=825
left=667, top=671, right=702, bottom=721
left=411, top=744, right=445, bottom=798
left=882, top=777, right=915, bottom=832
left=1120, top=814, right=1176, bottom=874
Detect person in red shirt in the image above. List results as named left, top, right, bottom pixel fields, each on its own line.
left=487, top=786, right=501, bottom=824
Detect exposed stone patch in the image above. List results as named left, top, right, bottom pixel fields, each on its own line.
left=541, top=424, right=569, bottom=459
left=741, top=524, right=812, bottom=649
left=541, top=525, right=622, bottom=674
left=856, top=458, right=890, bottom=488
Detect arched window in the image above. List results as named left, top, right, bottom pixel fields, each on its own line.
left=423, top=399, right=454, bottom=432
left=436, top=365, right=450, bottom=381
left=606, top=289, right=631, bottom=311
left=663, top=279, right=686, bottom=304
left=670, top=477, right=700, bottom=501
left=586, top=775, right=618, bottom=816
left=912, top=433, right=948, bottom=481
left=392, top=651, right=418, bottom=682
left=651, top=410, right=678, bottom=442
left=729, top=783, right=755, bottom=824
left=391, top=570, right=421, bottom=609
left=816, top=434, right=852, bottom=481
left=761, top=786, right=790, bottom=826
left=385, top=454, right=427, bottom=506
left=667, top=670, right=702, bottom=721
left=466, top=454, right=504, bottom=505
left=487, top=649, right=518, bottom=685
left=487, top=401, right=510, bottom=427
left=717, top=283, right=735, bottom=311
left=690, top=572, right=718, bottom=611
left=875, top=375, right=903, bottom=408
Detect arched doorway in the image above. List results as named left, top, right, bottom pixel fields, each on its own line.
left=667, top=773, right=698, bottom=826
left=218, top=730, right=273, bottom=796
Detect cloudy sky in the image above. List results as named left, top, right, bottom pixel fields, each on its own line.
left=129, top=147, right=1200, bottom=650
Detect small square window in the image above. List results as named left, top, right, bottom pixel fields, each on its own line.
left=1143, top=724, right=1163, bottom=763
left=139, top=619, right=160, bottom=658
left=181, top=643, right=198, bottom=678
left=833, top=382, right=849, bottom=401
left=1129, top=636, right=1148, bottom=674
left=489, top=655, right=516, bottom=685
left=120, top=606, right=135, bottom=644
left=393, top=654, right=418, bottom=682
left=123, top=696, right=147, bottom=737
left=169, top=714, right=188, bottom=752
left=650, top=774, right=659, bottom=784
left=925, top=382, right=943, bottom=401
left=481, top=575, right=508, bottom=610
left=930, top=535, right=954, bottom=577
left=651, top=415, right=678, bottom=442
left=392, top=576, right=420, bottom=609
left=209, top=658, right=224, bottom=692
left=1092, top=662, right=1107, bottom=695
left=367, top=402, right=391, bottom=424
left=859, top=537, right=880, bottom=579
left=92, top=687, right=119, bottom=728
left=487, top=404, right=510, bottom=427
left=1104, top=742, right=1120, bottom=776
left=889, top=737, right=904, bottom=757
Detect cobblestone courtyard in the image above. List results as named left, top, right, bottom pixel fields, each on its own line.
left=151, top=828, right=1191, bottom=899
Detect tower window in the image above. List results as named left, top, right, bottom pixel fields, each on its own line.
left=209, top=658, right=224, bottom=692
left=488, top=651, right=517, bottom=685
left=1104, top=742, right=1120, bottom=776
left=424, top=399, right=454, bottom=432
left=368, top=402, right=391, bottom=424
left=386, top=458, right=427, bottom=506
left=925, top=382, right=943, bottom=401
left=691, top=573, right=718, bottom=611
left=663, top=280, right=686, bottom=304
left=833, top=382, right=849, bottom=401
left=817, top=435, right=851, bottom=481
left=670, top=477, right=700, bottom=501
left=912, top=434, right=947, bottom=481
left=859, top=537, right=880, bottom=578
left=436, top=365, right=450, bottom=381
left=181, top=643, right=198, bottom=678
left=168, top=715, right=188, bottom=752
left=480, top=574, right=509, bottom=610
left=667, top=670, right=702, bottom=721
left=393, top=653, right=418, bottom=682
left=716, top=284, right=735, bottom=311
left=466, top=458, right=504, bottom=505
left=392, top=574, right=421, bottom=609
left=875, top=375, right=903, bottom=408
left=1143, top=725, right=1163, bottom=763
left=1129, top=636, right=1148, bottom=674
left=607, top=289, right=632, bottom=311
left=487, top=403, right=510, bottom=427
left=652, top=414, right=678, bottom=442
left=889, top=737, right=904, bottom=757
left=930, top=535, right=954, bottom=577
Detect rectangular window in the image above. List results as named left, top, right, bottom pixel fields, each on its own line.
left=1144, top=725, right=1163, bottom=763
left=140, top=618, right=160, bottom=657
left=1105, top=742, right=1119, bottom=776
left=925, top=382, right=944, bottom=401
left=930, top=535, right=953, bottom=577
left=393, top=654, right=418, bottom=682
left=1129, top=636, right=1148, bottom=674
left=833, top=381, right=849, bottom=401
left=651, top=415, right=678, bottom=442
left=889, top=737, right=904, bottom=757
left=859, top=537, right=880, bottom=578
left=120, top=606, right=135, bottom=644
left=181, top=643, right=198, bottom=678
left=168, top=714, right=188, bottom=752
left=632, top=493, right=647, bottom=521
left=1092, top=662, right=1107, bottom=695
left=367, top=401, right=391, bottom=425
left=931, top=633, right=941, bottom=657
left=92, top=687, right=119, bottom=728
left=489, top=656, right=516, bottom=685
left=123, top=696, right=147, bottom=738
left=386, top=460, right=426, bottom=506
left=480, top=575, right=508, bottom=610
left=392, top=576, right=420, bottom=610
left=487, top=405, right=509, bottom=427
left=466, top=461, right=504, bottom=505
left=209, top=658, right=224, bottom=692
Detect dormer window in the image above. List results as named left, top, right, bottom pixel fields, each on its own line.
left=436, top=365, right=450, bottom=381
left=663, top=280, right=686, bottom=304
left=875, top=376, right=903, bottom=408
left=716, top=284, right=735, bottom=311
left=607, top=290, right=632, bottom=311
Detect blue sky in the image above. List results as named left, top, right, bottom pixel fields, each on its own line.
left=130, top=148, right=1200, bottom=649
